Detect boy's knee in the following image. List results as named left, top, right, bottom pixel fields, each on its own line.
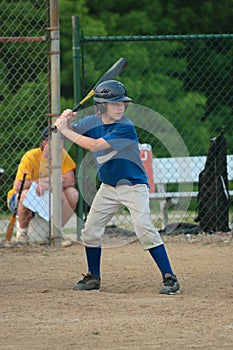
left=81, top=225, right=104, bottom=247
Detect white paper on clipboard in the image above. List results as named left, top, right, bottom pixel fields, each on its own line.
left=22, top=182, right=52, bottom=221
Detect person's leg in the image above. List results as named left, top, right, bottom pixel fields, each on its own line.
left=16, top=190, right=33, bottom=242
left=118, top=184, right=164, bottom=249
left=73, top=184, right=121, bottom=291
left=120, top=184, right=179, bottom=294
left=147, top=242, right=180, bottom=295
left=61, top=187, right=79, bottom=226
left=17, top=190, right=33, bottom=229
left=80, top=184, right=122, bottom=247
left=85, top=246, right=102, bottom=278
left=148, top=244, right=173, bottom=276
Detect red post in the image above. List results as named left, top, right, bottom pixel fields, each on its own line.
left=139, top=144, right=155, bottom=193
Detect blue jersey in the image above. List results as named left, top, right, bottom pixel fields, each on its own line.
left=72, top=115, right=148, bottom=187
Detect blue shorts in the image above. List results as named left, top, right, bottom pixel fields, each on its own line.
left=8, top=193, right=18, bottom=213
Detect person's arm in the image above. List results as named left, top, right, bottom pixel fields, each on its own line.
left=14, top=150, right=41, bottom=193
left=54, top=109, right=111, bottom=152
left=15, top=177, right=46, bottom=196
left=14, top=178, right=37, bottom=192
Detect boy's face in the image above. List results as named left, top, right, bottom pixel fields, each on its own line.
left=104, top=102, right=126, bottom=122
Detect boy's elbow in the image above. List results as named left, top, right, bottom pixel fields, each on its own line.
left=89, top=140, right=102, bottom=152
left=91, top=139, right=109, bottom=152
left=89, top=146, right=99, bottom=153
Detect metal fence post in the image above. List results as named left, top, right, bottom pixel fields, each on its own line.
left=72, top=16, right=84, bottom=239
left=50, top=0, right=62, bottom=247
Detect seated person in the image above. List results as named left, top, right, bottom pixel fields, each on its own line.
left=7, top=127, right=79, bottom=242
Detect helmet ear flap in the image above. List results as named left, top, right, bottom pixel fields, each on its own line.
left=95, top=103, right=107, bottom=115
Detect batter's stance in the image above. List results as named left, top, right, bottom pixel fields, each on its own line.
left=55, top=80, right=180, bottom=295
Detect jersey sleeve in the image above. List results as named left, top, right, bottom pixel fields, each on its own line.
left=72, top=115, right=99, bottom=135
left=61, top=149, right=76, bottom=174
left=16, top=149, right=41, bottom=181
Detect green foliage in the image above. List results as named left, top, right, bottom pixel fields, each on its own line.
left=0, top=75, right=48, bottom=209
left=1, top=1, right=46, bottom=36
left=60, top=0, right=107, bottom=98
left=84, top=0, right=232, bottom=35
left=1, top=0, right=232, bottom=216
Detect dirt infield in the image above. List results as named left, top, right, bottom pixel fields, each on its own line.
left=1, top=233, right=233, bottom=350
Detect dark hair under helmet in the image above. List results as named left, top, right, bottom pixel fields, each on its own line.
left=94, top=80, right=132, bottom=104
left=42, top=126, right=64, bottom=140
left=42, top=126, right=52, bottom=140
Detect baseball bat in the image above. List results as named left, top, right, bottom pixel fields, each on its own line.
left=72, top=57, right=128, bottom=111
left=51, top=57, right=128, bottom=132
left=5, top=173, right=27, bottom=242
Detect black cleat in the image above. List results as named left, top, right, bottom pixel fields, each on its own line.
left=73, top=272, right=100, bottom=291
left=160, top=273, right=180, bottom=295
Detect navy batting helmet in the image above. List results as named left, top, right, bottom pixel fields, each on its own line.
left=94, top=80, right=132, bottom=104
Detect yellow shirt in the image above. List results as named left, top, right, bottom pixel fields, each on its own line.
left=7, top=148, right=76, bottom=201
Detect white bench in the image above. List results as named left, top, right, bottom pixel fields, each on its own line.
left=149, top=155, right=233, bottom=228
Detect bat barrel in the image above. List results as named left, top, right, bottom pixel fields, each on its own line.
left=51, top=57, right=128, bottom=133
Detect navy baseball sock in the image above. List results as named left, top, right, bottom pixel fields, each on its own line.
left=149, top=244, right=174, bottom=277
left=85, top=246, right=101, bottom=279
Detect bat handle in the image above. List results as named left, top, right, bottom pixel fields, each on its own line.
left=72, top=103, right=81, bottom=112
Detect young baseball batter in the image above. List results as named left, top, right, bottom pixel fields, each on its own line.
left=54, top=80, right=180, bottom=295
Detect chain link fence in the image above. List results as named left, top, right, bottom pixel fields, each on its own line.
left=77, top=33, right=233, bottom=235
left=0, top=2, right=232, bottom=244
left=0, top=1, right=51, bottom=241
